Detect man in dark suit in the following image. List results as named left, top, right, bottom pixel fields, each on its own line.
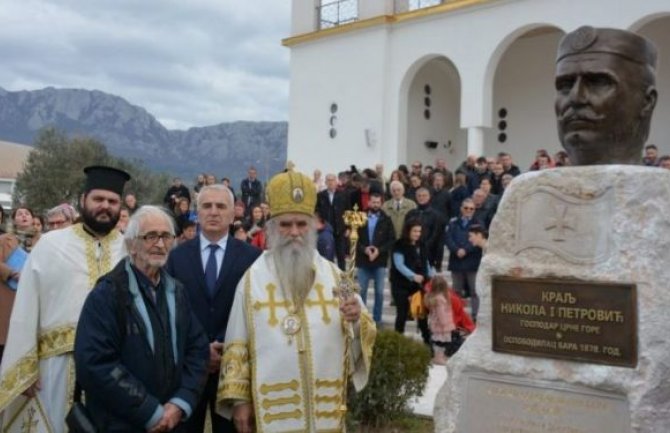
left=315, top=173, right=350, bottom=270
left=355, top=193, right=395, bottom=325
left=240, top=166, right=263, bottom=215
left=166, top=184, right=261, bottom=433
left=445, top=198, right=483, bottom=322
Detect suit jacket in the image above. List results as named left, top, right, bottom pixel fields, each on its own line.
left=382, top=198, right=417, bottom=239
left=445, top=216, right=483, bottom=272
left=166, top=236, right=261, bottom=342
left=355, top=211, right=395, bottom=268
left=315, top=189, right=350, bottom=236
left=406, top=204, right=446, bottom=267
left=241, top=178, right=263, bottom=209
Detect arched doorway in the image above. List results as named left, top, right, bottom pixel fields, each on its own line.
left=402, top=56, right=463, bottom=169
left=487, top=25, right=564, bottom=170
left=635, top=14, right=670, bottom=157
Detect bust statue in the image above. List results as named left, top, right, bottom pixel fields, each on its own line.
left=554, top=26, right=658, bottom=165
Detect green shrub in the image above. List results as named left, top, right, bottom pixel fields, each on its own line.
left=347, top=330, right=431, bottom=428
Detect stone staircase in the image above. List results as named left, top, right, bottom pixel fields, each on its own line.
left=358, top=250, right=467, bottom=339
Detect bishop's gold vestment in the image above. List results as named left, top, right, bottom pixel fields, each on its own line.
left=217, top=252, right=376, bottom=433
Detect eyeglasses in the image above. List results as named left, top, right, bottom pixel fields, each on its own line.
left=48, top=219, right=68, bottom=228
left=139, top=232, right=175, bottom=244
left=462, top=207, right=475, bottom=211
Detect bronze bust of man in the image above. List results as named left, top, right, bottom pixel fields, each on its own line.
left=554, top=26, right=658, bottom=165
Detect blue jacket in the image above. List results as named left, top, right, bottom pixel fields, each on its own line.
left=445, top=217, right=483, bottom=272
left=166, top=236, right=261, bottom=342
left=74, top=258, right=209, bottom=432
left=317, top=222, right=336, bottom=262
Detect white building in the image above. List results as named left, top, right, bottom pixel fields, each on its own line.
left=284, top=0, right=670, bottom=173
left=0, top=140, right=32, bottom=212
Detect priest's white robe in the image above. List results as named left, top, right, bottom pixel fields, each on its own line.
left=0, top=224, right=125, bottom=433
left=216, top=251, right=376, bottom=433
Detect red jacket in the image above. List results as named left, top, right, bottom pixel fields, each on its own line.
left=424, top=281, right=476, bottom=334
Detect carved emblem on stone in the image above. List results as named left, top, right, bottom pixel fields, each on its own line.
left=514, top=186, right=613, bottom=264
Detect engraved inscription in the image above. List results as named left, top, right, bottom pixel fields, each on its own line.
left=460, top=375, right=631, bottom=433
left=492, top=277, right=637, bottom=367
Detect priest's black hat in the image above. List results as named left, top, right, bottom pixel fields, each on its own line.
left=83, top=165, right=131, bottom=196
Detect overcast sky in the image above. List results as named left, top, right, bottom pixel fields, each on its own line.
left=0, top=0, right=292, bottom=129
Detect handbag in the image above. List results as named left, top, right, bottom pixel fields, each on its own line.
left=410, top=290, right=427, bottom=319
left=65, top=382, right=99, bottom=433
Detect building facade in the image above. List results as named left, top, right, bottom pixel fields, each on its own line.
left=284, top=0, right=670, bottom=173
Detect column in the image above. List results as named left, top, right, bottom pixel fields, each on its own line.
left=291, top=0, right=320, bottom=35
left=467, top=126, right=485, bottom=157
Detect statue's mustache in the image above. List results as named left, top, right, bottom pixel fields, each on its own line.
left=558, top=107, right=606, bottom=124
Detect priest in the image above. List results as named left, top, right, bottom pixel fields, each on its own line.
left=0, top=166, right=130, bottom=433
left=216, top=169, right=376, bottom=433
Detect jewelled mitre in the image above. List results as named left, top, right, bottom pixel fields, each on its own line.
left=266, top=167, right=316, bottom=217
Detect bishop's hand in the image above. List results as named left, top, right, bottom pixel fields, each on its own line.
left=339, top=296, right=361, bottom=323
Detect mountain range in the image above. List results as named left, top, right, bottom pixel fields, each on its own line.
left=0, top=87, right=288, bottom=185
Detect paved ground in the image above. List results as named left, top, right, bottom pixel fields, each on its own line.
left=359, top=258, right=465, bottom=419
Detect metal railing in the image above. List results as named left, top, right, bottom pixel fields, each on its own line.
left=317, top=0, right=358, bottom=29
left=395, top=0, right=445, bottom=13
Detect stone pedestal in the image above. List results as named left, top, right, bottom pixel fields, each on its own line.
left=434, top=166, right=670, bottom=433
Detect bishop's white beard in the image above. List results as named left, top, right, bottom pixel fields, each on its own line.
left=266, top=219, right=317, bottom=308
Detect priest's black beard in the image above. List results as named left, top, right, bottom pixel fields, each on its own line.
left=81, top=206, right=119, bottom=235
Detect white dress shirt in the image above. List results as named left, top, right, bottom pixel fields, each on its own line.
left=200, top=233, right=228, bottom=279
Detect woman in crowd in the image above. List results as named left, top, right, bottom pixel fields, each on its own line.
left=115, top=207, right=131, bottom=233
left=11, top=206, right=39, bottom=251
left=173, top=197, right=197, bottom=235
left=390, top=219, right=434, bottom=344
left=123, top=193, right=139, bottom=214
left=0, top=231, right=21, bottom=362
left=246, top=205, right=266, bottom=249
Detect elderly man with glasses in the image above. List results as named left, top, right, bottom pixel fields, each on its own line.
left=74, top=205, right=209, bottom=433
left=445, top=198, right=483, bottom=322
left=45, top=203, right=78, bottom=231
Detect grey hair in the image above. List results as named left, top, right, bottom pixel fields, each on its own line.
left=124, top=205, right=175, bottom=245
left=197, top=184, right=235, bottom=208
left=389, top=180, right=405, bottom=192
left=46, top=204, right=77, bottom=222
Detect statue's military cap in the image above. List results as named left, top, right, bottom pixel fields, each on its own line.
left=557, top=26, right=657, bottom=69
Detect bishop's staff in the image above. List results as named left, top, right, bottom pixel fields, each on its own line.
left=334, top=205, right=367, bottom=417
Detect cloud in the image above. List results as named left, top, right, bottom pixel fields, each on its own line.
left=0, top=0, right=291, bottom=129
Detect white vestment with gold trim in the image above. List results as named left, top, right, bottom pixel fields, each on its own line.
left=216, top=251, right=376, bottom=433
left=0, top=224, right=125, bottom=433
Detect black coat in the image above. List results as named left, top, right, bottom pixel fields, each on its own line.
left=445, top=217, right=483, bottom=272
left=431, top=187, right=452, bottom=222
left=405, top=204, right=445, bottom=268
left=355, top=211, right=395, bottom=268
left=390, top=239, right=429, bottom=294
left=74, top=259, right=209, bottom=433
left=240, top=178, right=263, bottom=209
left=166, top=236, right=261, bottom=342
left=315, top=189, right=350, bottom=236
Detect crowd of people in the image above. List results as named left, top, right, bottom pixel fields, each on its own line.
left=0, top=145, right=667, bottom=432
left=0, top=165, right=374, bottom=433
